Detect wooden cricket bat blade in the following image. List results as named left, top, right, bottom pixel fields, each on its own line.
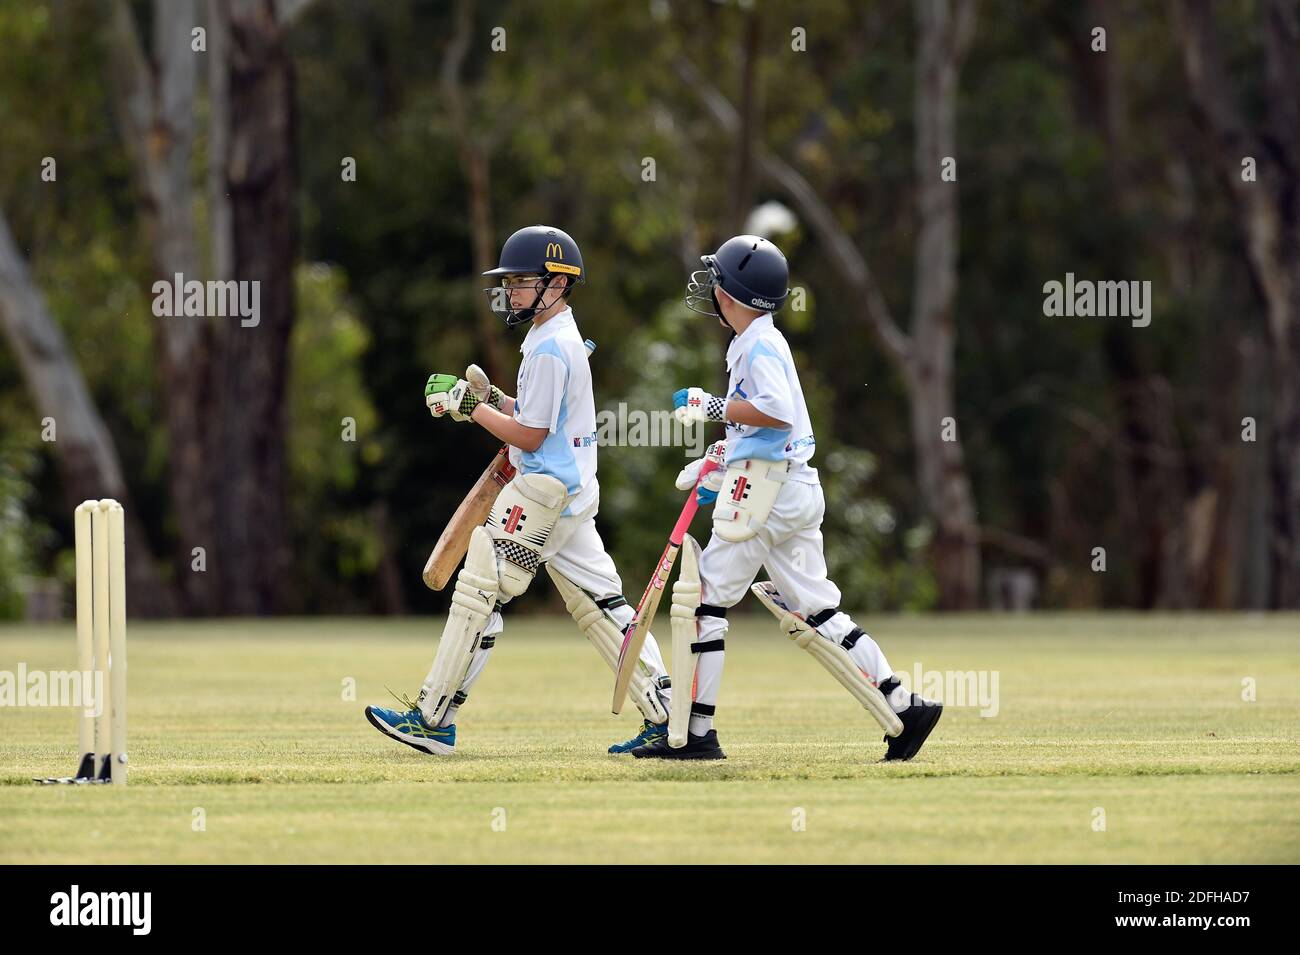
left=611, top=467, right=715, bottom=714
left=422, top=445, right=514, bottom=590
left=611, top=541, right=680, bottom=713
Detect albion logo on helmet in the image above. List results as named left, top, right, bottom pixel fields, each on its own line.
left=751, top=297, right=776, bottom=310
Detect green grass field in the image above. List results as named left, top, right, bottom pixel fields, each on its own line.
left=2, top=613, right=1298, bottom=863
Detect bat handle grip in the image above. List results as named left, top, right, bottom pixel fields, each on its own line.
left=668, top=459, right=721, bottom=545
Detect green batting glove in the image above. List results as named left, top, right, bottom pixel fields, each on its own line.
left=425, top=373, right=459, bottom=398
left=425, top=373, right=465, bottom=419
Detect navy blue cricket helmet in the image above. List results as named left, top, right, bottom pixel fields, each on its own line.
left=482, top=225, right=585, bottom=326
left=685, top=235, right=789, bottom=321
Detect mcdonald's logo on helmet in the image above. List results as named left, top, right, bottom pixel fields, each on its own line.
left=546, top=242, right=564, bottom=260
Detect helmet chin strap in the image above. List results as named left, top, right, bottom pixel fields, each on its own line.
left=509, top=278, right=557, bottom=324
left=713, top=289, right=736, bottom=333
left=519, top=288, right=547, bottom=323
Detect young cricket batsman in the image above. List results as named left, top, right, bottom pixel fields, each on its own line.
left=365, top=225, right=673, bottom=754
left=629, top=235, right=942, bottom=761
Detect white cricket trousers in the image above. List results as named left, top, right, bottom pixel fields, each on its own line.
left=690, top=479, right=894, bottom=733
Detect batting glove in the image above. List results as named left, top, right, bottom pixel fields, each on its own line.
left=450, top=379, right=481, bottom=419
left=425, top=375, right=479, bottom=422
left=424, top=373, right=461, bottom=418
left=674, top=440, right=727, bottom=491
left=672, top=387, right=727, bottom=425
left=465, top=363, right=505, bottom=410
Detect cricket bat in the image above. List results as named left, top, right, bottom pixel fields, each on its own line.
left=611, top=459, right=720, bottom=714
left=422, top=444, right=515, bottom=590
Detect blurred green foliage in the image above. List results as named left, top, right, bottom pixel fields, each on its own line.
left=0, top=0, right=1277, bottom=616
left=0, top=445, right=47, bottom=618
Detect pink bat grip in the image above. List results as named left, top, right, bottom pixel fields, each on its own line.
left=669, top=458, right=720, bottom=545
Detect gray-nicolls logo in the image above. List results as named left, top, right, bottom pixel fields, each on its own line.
left=49, top=885, right=152, bottom=935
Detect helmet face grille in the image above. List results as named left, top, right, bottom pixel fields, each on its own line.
left=481, top=274, right=568, bottom=326
left=685, top=267, right=721, bottom=317
left=482, top=286, right=539, bottom=326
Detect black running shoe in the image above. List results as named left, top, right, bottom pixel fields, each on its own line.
left=630, top=728, right=726, bottom=760
left=882, top=694, right=942, bottom=762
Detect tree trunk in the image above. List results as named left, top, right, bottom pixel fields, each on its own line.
left=1054, top=0, right=1199, bottom=607
left=908, top=362, right=980, bottom=607
left=106, top=0, right=219, bottom=614
left=208, top=0, right=298, bottom=614
left=909, top=0, right=981, bottom=608
left=0, top=213, right=177, bottom=616
left=728, top=11, right=762, bottom=236
left=207, top=0, right=234, bottom=284
left=1235, top=334, right=1272, bottom=606
left=441, top=0, right=507, bottom=385
left=1173, top=0, right=1300, bottom=606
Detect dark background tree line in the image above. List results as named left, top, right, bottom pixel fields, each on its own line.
left=0, top=0, right=1295, bottom=617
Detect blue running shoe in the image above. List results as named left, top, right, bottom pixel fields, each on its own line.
left=365, top=692, right=456, bottom=755
left=609, top=719, right=667, bottom=754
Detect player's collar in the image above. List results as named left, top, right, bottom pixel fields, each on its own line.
left=521, top=307, right=574, bottom=354
left=725, top=312, right=774, bottom=368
